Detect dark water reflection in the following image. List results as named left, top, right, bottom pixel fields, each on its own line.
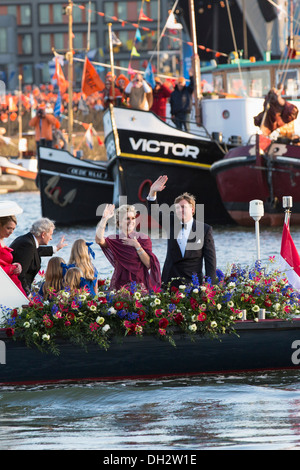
left=1, top=372, right=300, bottom=450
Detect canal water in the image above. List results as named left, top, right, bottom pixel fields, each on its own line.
left=1, top=191, right=300, bottom=450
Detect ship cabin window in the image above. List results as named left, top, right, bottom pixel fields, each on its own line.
left=227, top=69, right=271, bottom=98
left=276, top=69, right=300, bottom=98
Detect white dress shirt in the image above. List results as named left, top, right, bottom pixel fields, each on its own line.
left=177, top=218, right=193, bottom=257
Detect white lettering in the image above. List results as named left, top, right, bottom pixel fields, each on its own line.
left=129, top=138, right=199, bottom=159
left=0, top=340, right=6, bottom=365
left=129, top=137, right=143, bottom=151
left=291, top=340, right=300, bottom=365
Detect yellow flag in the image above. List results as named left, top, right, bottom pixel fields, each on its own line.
left=131, top=46, right=140, bottom=57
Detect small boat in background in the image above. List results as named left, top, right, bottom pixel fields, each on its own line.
left=0, top=156, right=37, bottom=191
left=37, top=146, right=114, bottom=225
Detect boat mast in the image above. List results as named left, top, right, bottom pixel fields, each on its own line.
left=66, top=0, right=74, bottom=151
left=108, top=23, right=115, bottom=102
left=188, top=0, right=202, bottom=126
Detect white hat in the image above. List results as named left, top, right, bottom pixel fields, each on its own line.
left=0, top=201, right=23, bottom=217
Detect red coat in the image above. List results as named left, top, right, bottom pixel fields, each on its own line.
left=150, top=84, right=172, bottom=121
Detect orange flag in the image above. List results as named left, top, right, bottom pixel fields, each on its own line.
left=53, top=58, right=68, bottom=94
left=81, top=57, right=105, bottom=96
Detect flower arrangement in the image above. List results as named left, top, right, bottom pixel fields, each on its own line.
left=2, top=260, right=300, bottom=355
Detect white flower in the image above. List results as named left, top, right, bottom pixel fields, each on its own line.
left=217, top=303, right=222, bottom=310
left=42, top=334, right=50, bottom=341
left=96, top=316, right=105, bottom=325
left=102, top=324, right=110, bottom=333
left=210, top=321, right=217, bottom=328
left=252, top=305, right=260, bottom=313
left=227, top=282, right=236, bottom=289
left=89, top=305, right=97, bottom=312
left=23, top=321, right=30, bottom=328
left=189, top=324, right=197, bottom=332
left=179, top=285, right=186, bottom=290
left=193, top=288, right=199, bottom=294
left=108, top=307, right=117, bottom=315
left=134, top=292, right=141, bottom=300
left=227, top=301, right=234, bottom=308
left=154, top=298, right=161, bottom=305
left=273, top=303, right=281, bottom=311
left=33, top=332, right=39, bottom=338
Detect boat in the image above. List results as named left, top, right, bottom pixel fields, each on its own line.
left=37, top=146, right=114, bottom=225
left=103, top=105, right=236, bottom=225
left=210, top=133, right=300, bottom=226
left=0, top=156, right=38, bottom=192
left=36, top=0, right=300, bottom=226
left=1, top=319, right=300, bottom=385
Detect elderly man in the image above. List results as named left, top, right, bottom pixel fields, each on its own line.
left=10, top=218, right=67, bottom=295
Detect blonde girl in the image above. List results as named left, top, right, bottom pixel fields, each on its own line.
left=64, top=267, right=83, bottom=294
left=68, top=239, right=98, bottom=295
left=39, top=256, right=65, bottom=299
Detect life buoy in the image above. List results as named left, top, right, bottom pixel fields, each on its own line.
left=138, top=179, right=152, bottom=202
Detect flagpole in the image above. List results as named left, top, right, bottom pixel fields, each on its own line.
left=108, top=23, right=115, bottom=103
left=283, top=196, right=293, bottom=227
left=188, top=0, right=202, bottom=126
left=18, top=74, right=22, bottom=159
left=66, top=0, right=74, bottom=151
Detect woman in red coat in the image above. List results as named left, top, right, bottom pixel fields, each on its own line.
left=150, top=77, right=172, bottom=121
left=0, top=213, right=26, bottom=296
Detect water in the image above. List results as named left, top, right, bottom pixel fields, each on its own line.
left=1, top=191, right=300, bottom=451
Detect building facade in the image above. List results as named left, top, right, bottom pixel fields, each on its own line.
left=0, top=0, right=185, bottom=90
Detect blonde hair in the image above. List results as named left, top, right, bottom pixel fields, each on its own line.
left=174, top=192, right=196, bottom=212
left=64, top=267, right=82, bottom=293
left=43, top=256, right=65, bottom=298
left=68, top=239, right=95, bottom=280
left=115, top=204, right=137, bottom=229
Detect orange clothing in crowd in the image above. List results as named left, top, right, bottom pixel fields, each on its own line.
left=29, top=114, right=60, bottom=142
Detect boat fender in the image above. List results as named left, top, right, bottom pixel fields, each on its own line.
left=138, top=179, right=152, bottom=202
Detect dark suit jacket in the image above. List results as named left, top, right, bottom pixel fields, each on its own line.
left=10, top=232, right=53, bottom=294
left=148, top=199, right=216, bottom=285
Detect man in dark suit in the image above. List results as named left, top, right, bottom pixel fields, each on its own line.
left=10, top=218, right=67, bottom=295
left=147, top=175, right=216, bottom=286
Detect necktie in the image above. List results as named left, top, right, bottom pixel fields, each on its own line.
left=178, top=223, right=188, bottom=257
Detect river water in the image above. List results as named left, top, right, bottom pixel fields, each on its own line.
left=1, top=191, right=300, bottom=451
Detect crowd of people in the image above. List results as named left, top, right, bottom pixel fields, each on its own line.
left=0, top=175, right=216, bottom=301
left=0, top=71, right=195, bottom=141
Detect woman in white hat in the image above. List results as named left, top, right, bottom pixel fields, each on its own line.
left=0, top=202, right=26, bottom=296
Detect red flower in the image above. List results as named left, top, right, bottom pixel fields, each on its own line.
left=11, top=309, right=18, bottom=318
left=159, top=318, right=169, bottom=329
left=114, top=301, right=124, bottom=310
left=190, top=297, right=199, bottom=311
left=6, top=328, right=14, bottom=337
left=43, top=314, right=53, bottom=328
left=66, top=312, right=75, bottom=321
left=197, top=312, right=207, bottom=322
left=174, top=312, right=184, bottom=325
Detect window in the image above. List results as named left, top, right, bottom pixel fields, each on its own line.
left=276, top=69, right=300, bottom=97
left=40, top=33, right=51, bottom=54
left=18, top=34, right=32, bottom=55
left=227, top=70, right=271, bottom=97
left=7, top=5, right=31, bottom=25
left=20, top=64, right=33, bottom=84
